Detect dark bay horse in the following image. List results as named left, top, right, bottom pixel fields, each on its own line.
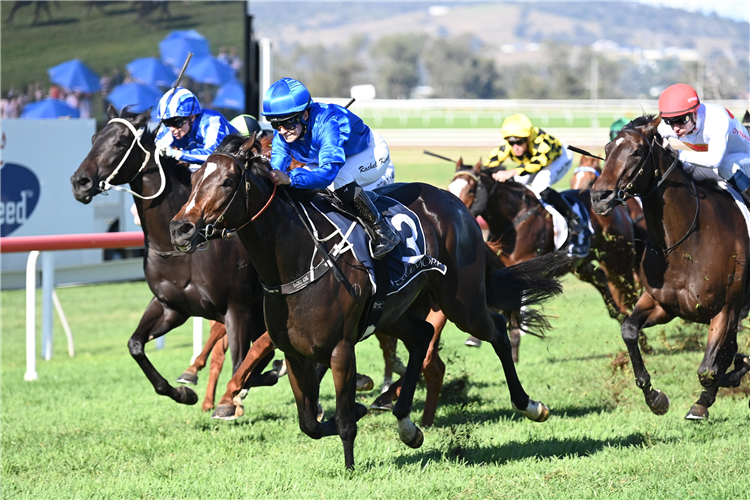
left=448, top=159, right=641, bottom=332
left=170, top=134, right=565, bottom=469
left=591, top=115, right=750, bottom=419
left=70, top=106, right=275, bottom=408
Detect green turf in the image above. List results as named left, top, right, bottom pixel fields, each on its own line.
left=2, top=276, right=749, bottom=499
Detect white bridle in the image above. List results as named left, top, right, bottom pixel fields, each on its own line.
left=99, top=117, right=166, bottom=200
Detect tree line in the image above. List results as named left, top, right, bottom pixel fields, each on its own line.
left=273, top=32, right=748, bottom=101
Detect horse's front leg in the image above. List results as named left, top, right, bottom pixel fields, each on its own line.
left=622, top=293, right=672, bottom=415
left=285, top=354, right=336, bottom=439
left=420, top=308, right=447, bottom=427
left=330, top=337, right=368, bottom=470
left=128, top=298, right=197, bottom=405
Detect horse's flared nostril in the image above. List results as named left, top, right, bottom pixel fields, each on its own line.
left=180, top=223, right=194, bottom=235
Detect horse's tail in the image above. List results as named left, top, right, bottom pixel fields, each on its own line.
left=485, top=249, right=571, bottom=337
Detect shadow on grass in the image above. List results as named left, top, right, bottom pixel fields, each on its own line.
left=394, top=432, right=669, bottom=467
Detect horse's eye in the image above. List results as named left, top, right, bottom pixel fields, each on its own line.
left=631, top=148, right=643, bottom=158
left=115, top=140, right=128, bottom=148
left=222, top=178, right=233, bottom=188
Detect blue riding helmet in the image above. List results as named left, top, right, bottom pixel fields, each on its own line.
left=262, top=78, right=312, bottom=118
left=157, top=87, right=202, bottom=121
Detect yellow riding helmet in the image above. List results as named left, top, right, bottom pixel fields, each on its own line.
left=501, top=114, right=534, bottom=139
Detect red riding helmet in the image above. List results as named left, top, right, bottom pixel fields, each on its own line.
left=658, top=84, right=700, bottom=118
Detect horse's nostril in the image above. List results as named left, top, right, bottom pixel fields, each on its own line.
left=180, top=223, right=193, bottom=235
left=77, top=177, right=92, bottom=188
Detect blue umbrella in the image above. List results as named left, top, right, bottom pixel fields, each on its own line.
left=21, top=98, right=80, bottom=119
left=212, top=80, right=245, bottom=111
left=125, top=57, right=176, bottom=88
left=106, top=83, right=163, bottom=114
left=185, top=55, right=235, bottom=86
left=47, top=59, right=101, bottom=93
left=159, top=30, right=211, bottom=68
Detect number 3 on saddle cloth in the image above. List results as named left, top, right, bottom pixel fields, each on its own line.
left=307, top=194, right=447, bottom=340
left=541, top=193, right=594, bottom=252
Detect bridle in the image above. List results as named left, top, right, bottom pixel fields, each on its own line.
left=202, top=151, right=277, bottom=240
left=613, top=128, right=699, bottom=255
left=98, top=117, right=166, bottom=200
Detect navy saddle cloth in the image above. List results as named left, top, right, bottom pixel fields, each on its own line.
left=309, top=194, right=447, bottom=296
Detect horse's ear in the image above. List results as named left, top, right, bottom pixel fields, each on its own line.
left=239, top=132, right=258, bottom=155
left=106, top=104, right=119, bottom=120
left=134, top=108, right=151, bottom=129
left=456, top=157, right=464, bottom=171
left=473, top=158, right=482, bottom=175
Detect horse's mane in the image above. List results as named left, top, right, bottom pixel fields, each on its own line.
left=119, top=107, right=158, bottom=145
left=628, top=114, right=657, bottom=130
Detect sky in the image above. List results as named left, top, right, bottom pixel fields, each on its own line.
left=645, top=0, right=750, bottom=22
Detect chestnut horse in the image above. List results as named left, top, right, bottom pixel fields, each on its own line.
left=448, top=159, right=641, bottom=333
left=591, top=115, right=750, bottom=419
left=170, top=134, right=565, bottom=469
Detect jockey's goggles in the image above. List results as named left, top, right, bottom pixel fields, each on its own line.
left=506, top=137, right=527, bottom=146
left=663, top=114, right=692, bottom=126
left=163, top=116, right=189, bottom=128
left=269, top=112, right=303, bottom=131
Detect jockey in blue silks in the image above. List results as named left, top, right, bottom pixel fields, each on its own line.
left=263, top=77, right=399, bottom=259
left=155, top=87, right=237, bottom=172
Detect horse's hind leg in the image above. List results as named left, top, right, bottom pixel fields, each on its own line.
left=212, top=332, right=275, bottom=420
left=202, top=334, right=228, bottom=412
left=688, top=308, right=750, bottom=419
left=177, top=320, right=226, bottom=386
left=487, top=312, right=548, bottom=421
left=420, top=308, right=447, bottom=427
left=128, top=298, right=197, bottom=405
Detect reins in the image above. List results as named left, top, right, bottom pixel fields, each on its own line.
left=99, top=118, right=167, bottom=200
left=617, top=128, right=699, bottom=256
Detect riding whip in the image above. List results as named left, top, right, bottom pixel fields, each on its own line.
left=567, top=145, right=605, bottom=161
left=423, top=150, right=456, bottom=163
left=169, top=52, right=193, bottom=98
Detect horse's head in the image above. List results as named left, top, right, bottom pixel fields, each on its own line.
left=570, top=155, right=602, bottom=190
left=591, top=115, right=662, bottom=215
left=71, top=105, right=153, bottom=204
left=447, top=157, right=482, bottom=208
left=170, top=132, right=270, bottom=253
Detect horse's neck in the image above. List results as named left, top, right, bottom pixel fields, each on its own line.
left=235, top=197, right=317, bottom=287
left=641, top=157, right=695, bottom=251
left=497, top=184, right=536, bottom=223
left=134, top=159, right=191, bottom=251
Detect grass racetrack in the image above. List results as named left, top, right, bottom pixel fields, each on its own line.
left=2, top=148, right=750, bottom=499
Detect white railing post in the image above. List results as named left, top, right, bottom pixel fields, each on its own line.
left=41, top=251, right=54, bottom=360
left=25, top=251, right=40, bottom=381
left=192, top=317, right=203, bottom=363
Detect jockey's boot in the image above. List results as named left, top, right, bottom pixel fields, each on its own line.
left=730, top=171, right=750, bottom=205
left=337, top=182, right=401, bottom=259
left=540, top=187, right=591, bottom=258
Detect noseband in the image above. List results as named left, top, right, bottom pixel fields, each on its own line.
left=202, top=151, right=277, bottom=240
left=98, top=118, right=166, bottom=200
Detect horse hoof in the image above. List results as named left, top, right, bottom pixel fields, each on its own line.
left=212, top=404, right=239, bottom=420
left=685, top=404, right=709, bottom=420
left=356, top=373, right=374, bottom=392
left=736, top=353, right=750, bottom=369
left=176, top=371, right=198, bottom=385
left=465, top=336, right=482, bottom=347
left=406, top=427, right=424, bottom=449
left=272, top=359, right=287, bottom=378
left=370, top=401, right=394, bottom=413
left=645, top=388, right=670, bottom=415
left=175, top=385, right=198, bottom=405
left=512, top=399, right=550, bottom=422
left=317, top=401, right=325, bottom=422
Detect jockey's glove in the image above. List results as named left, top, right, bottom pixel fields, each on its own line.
left=157, top=145, right=183, bottom=160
